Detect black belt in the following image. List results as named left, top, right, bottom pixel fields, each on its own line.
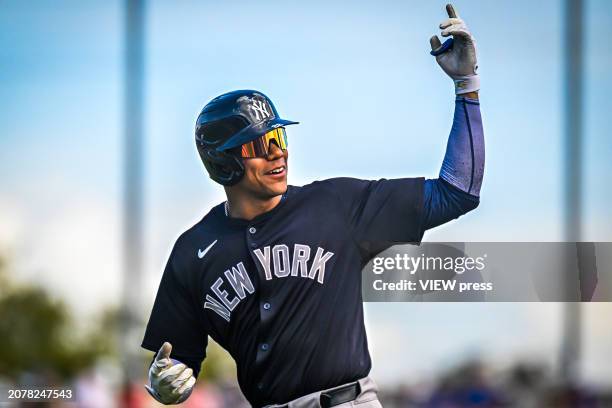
left=320, top=381, right=361, bottom=408
left=275, top=381, right=360, bottom=408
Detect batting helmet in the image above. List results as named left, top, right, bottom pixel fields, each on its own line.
left=195, top=90, right=299, bottom=186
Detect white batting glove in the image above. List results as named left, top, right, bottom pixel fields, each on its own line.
left=145, top=342, right=196, bottom=405
left=430, top=4, right=479, bottom=94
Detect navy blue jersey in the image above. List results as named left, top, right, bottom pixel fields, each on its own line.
left=141, top=177, right=425, bottom=407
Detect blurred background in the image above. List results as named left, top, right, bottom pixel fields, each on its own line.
left=1, top=0, right=611, bottom=407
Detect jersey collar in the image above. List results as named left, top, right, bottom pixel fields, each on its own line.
left=220, top=186, right=293, bottom=227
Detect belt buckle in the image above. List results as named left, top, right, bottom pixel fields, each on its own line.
left=319, top=382, right=360, bottom=408
left=320, top=392, right=333, bottom=408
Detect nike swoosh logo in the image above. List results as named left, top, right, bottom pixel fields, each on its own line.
left=198, top=239, right=218, bottom=259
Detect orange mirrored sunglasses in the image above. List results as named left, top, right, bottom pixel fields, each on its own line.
left=240, top=128, right=288, bottom=158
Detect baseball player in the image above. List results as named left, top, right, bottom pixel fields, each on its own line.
left=142, top=4, right=484, bottom=407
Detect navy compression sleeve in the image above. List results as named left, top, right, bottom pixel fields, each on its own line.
left=439, top=96, right=484, bottom=196
left=422, top=96, right=484, bottom=231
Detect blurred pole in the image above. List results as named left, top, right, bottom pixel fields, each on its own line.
left=122, top=0, right=146, bottom=386
left=560, top=0, right=583, bottom=385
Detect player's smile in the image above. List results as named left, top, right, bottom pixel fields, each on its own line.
left=263, top=163, right=287, bottom=181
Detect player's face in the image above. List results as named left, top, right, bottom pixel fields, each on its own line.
left=238, top=142, right=288, bottom=199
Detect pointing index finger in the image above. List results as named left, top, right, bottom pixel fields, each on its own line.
left=446, top=4, right=458, bottom=18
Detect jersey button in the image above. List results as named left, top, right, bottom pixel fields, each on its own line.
left=250, top=242, right=258, bottom=248
left=260, top=343, right=269, bottom=351
left=257, top=382, right=264, bottom=390
left=249, top=227, right=256, bottom=234
left=263, top=302, right=271, bottom=310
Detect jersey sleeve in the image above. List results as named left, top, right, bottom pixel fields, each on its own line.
left=323, top=177, right=425, bottom=255
left=141, top=241, right=208, bottom=363
left=422, top=178, right=480, bottom=230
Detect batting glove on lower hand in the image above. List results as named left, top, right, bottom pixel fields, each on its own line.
left=145, top=342, right=196, bottom=405
left=430, top=4, right=479, bottom=94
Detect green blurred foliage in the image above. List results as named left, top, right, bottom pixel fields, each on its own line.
left=0, top=256, right=117, bottom=381
left=0, top=255, right=238, bottom=383
left=198, top=338, right=237, bottom=382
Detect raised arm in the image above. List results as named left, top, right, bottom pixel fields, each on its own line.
left=423, top=4, right=484, bottom=231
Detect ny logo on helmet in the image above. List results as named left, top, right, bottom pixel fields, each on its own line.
left=251, top=100, right=270, bottom=121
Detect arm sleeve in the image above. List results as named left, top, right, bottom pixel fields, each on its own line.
left=325, top=177, right=425, bottom=254
left=439, top=96, right=484, bottom=196
left=420, top=96, right=484, bottom=231
left=141, top=243, right=208, bottom=365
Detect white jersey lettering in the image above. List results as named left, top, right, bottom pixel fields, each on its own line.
left=204, top=294, right=231, bottom=322
left=211, top=277, right=240, bottom=311
left=291, top=244, right=311, bottom=277
left=224, top=262, right=255, bottom=299
left=273, top=244, right=291, bottom=278
left=308, top=247, right=335, bottom=284
left=254, top=246, right=273, bottom=280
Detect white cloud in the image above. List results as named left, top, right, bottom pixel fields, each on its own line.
left=0, top=196, right=26, bottom=251
left=1, top=183, right=121, bottom=320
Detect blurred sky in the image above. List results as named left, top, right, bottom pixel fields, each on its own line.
left=1, top=0, right=611, bottom=388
